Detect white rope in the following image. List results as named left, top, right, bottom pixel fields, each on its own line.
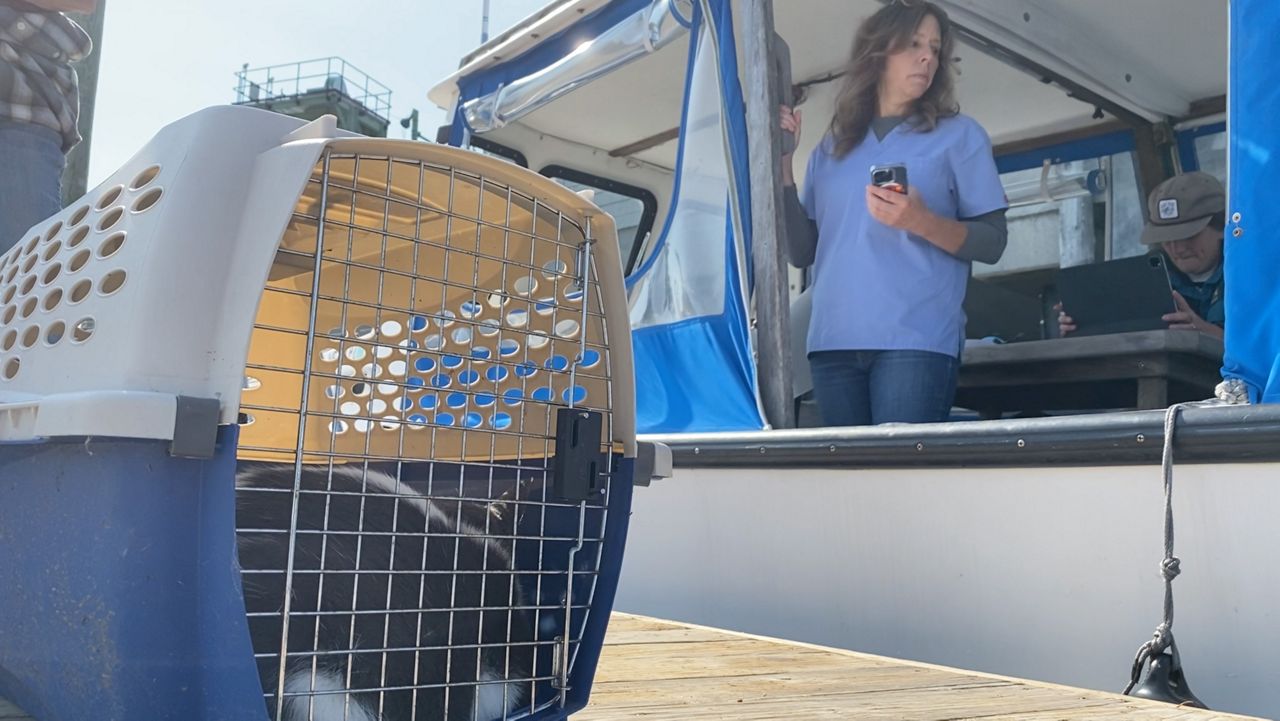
left=1124, top=379, right=1247, bottom=695
left=1124, top=402, right=1190, bottom=695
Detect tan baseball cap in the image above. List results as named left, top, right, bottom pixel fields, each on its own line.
left=1140, top=171, right=1226, bottom=245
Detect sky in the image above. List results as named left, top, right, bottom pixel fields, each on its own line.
left=87, top=0, right=550, bottom=184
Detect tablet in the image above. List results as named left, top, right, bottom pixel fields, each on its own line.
left=1057, top=255, right=1177, bottom=337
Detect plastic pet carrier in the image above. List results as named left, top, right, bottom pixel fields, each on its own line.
left=0, top=105, right=664, bottom=721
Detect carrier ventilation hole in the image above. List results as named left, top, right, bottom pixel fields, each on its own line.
left=98, top=232, right=126, bottom=259
left=69, top=279, right=92, bottom=303
left=130, top=165, right=161, bottom=191
left=99, top=269, right=127, bottom=296
left=68, top=249, right=90, bottom=273
left=42, top=287, right=63, bottom=313
left=542, top=259, right=568, bottom=279
left=68, top=205, right=90, bottom=227
left=68, top=225, right=90, bottom=248
left=132, top=188, right=163, bottom=213
left=96, top=185, right=124, bottom=210
left=513, top=276, right=537, bottom=296
left=71, top=317, right=95, bottom=343
left=554, top=319, right=580, bottom=338
left=97, top=207, right=124, bottom=232
left=45, top=320, right=65, bottom=346
left=506, top=309, right=528, bottom=328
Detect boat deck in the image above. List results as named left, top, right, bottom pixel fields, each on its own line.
left=578, top=613, right=1260, bottom=720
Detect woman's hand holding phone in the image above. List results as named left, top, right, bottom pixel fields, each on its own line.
left=867, top=184, right=930, bottom=234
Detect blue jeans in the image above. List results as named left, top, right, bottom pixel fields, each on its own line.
left=0, top=120, right=65, bottom=254
left=809, top=349, right=959, bottom=426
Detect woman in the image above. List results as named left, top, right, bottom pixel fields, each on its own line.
left=781, top=0, right=1008, bottom=426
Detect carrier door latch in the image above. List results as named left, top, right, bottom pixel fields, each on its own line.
left=552, top=407, right=604, bottom=501
left=171, top=396, right=221, bottom=459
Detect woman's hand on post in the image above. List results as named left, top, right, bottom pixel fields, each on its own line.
left=1164, top=291, right=1224, bottom=340
left=780, top=106, right=801, bottom=185
left=866, top=184, right=931, bottom=234
left=1053, top=302, right=1076, bottom=337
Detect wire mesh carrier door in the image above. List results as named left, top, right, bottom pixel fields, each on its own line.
left=235, top=145, right=624, bottom=721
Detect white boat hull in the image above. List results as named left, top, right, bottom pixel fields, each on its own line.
left=615, top=462, right=1280, bottom=718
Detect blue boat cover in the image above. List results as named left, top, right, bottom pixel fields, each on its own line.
left=1223, top=0, right=1280, bottom=403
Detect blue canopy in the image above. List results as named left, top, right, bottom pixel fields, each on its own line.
left=1223, top=0, right=1280, bottom=403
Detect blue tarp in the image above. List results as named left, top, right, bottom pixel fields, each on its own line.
left=1222, top=0, right=1280, bottom=403
left=627, top=0, right=764, bottom=433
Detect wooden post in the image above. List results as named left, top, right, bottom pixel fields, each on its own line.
left=62, top=0, right=107, bottom=205
left=1131, top=121, right=1175, bottom=222
left=740, top=0, right=794, bottom=429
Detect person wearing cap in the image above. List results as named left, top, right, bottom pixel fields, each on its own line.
left=1059, top=171, right=1226, bottom=340
left=0, top=0, right=95, bottom=252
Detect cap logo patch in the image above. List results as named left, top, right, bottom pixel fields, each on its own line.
left=1158, top=198, right=1179, bottom=220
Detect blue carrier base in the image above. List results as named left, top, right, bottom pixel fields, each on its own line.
left=0, top=428, right=267, bottom=721
left=0, top=429, right=634, bottom=720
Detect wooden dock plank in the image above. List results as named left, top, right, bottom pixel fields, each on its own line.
left=578, top=614, right=1261, bottom=720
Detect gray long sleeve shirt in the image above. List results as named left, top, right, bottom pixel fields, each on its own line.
left=782, top=184, right=1009, bottom=267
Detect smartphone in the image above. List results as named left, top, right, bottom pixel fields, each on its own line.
left=870, top=164, right=909, bottom=194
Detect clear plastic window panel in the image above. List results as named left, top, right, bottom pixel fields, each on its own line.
left=627, top=28, right=729, bottom=328
left=234, top=152, right=616, bottom=721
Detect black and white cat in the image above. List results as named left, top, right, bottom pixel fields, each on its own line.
left=234, top=464, right=537, bottom=721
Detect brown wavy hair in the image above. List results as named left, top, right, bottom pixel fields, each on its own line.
left=828, top=0, right=959, bottom=158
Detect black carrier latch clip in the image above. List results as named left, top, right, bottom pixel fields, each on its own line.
left=552, top=407, right=604, bottom=501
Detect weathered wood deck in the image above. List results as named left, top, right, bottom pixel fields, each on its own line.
left=578, top=614, right=1261, bottom=720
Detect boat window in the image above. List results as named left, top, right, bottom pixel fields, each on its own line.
left=541, top=165, right=658, bottom=274
left=1192, top=130, right=1227, bottom=186
left=466, top=136, right=529, bottom=168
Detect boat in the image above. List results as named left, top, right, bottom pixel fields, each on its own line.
left=428, top=1, right=1280, bottom=716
